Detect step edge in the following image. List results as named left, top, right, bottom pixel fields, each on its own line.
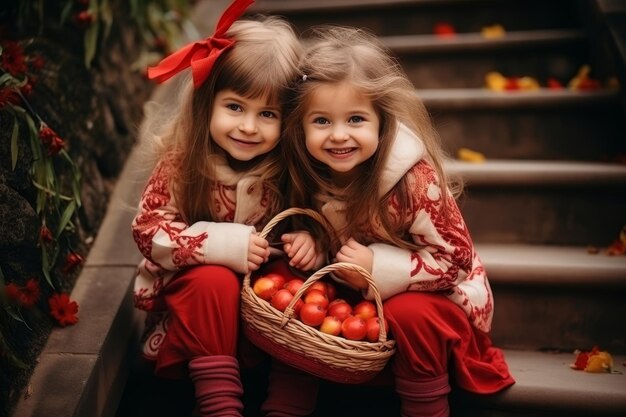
left=459, top=349, right=626, bottom=414
left=419, top=89, right=621, bottom=109
left=251, top=0, right=480, bottom=13
left=477, top=243, right=626, bottom=287
left=446, top=160, right=626, bottom=187
left=384, top=29, right=585, bottom=53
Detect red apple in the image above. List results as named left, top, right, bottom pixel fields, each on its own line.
left=327, top=299, right=352, bottom=322
left=319, top=316, right=342, bottom=336
left=253, top=277, right=279, bottom=301
left=353, top=300, right=377, bottom=320
left=283, top=278, right=304, bottom=296
left=299, top=303, right=326, bottom=327
left=306, top=281, right=327, bottom=296
left=365, top=317, right=385, bottom=342
left=341, top=316, right=367, bottom=341
left=303, top=289, right=329, bottom=309
left=270, top=289, right=294, bottom=312
left=326, top=281, right=337, bottom=301
left=264, top=273, right=286, bottom=289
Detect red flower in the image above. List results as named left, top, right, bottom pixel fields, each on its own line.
left=0, top=41, right=27, bottom=76
left=74, top=10, right=94, bottom=29
left=19, top=278, right=40, bottom=308
left=48, top=293, right=79, bottom=326
left=433, top=22, right=456, bottom=37
left=0, top=87, right=20, bottom=109
left=62, top=252, right=84, bottom=274
left=39, top=124, right=65, bottom=156
left=40, top=226, right=53, bottom=243
left=4, top=283, right=21, bottom=302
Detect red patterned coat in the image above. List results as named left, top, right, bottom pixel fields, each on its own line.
left=320, top=124, right=494, bottom=332
left=131, top=156, right=274, bottom=358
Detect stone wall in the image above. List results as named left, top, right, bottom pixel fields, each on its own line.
left=0, top=2, right=153, bottom=415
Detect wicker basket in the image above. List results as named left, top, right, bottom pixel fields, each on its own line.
left=241, top=208, right=396, bottom=384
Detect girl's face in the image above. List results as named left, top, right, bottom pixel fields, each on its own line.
left=303, top=81, right=379, bottom=185
left=210, top=89, right=282, bottom=161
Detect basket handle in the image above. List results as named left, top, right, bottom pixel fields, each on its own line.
left=283, top=262, right=391, bottom=344
left=243, top=207, right=334, bottom=288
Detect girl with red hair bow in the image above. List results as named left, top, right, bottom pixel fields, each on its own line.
left=130, top=1, right=312, bottom=415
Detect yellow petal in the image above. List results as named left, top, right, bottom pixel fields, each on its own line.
left=458, top=147, right=486, bottom=163
left=481, top=24, right=506, bottom=39
left=584, top=351, right=613, bottom=373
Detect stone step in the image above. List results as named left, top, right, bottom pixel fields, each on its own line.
left=310, top=350, right=626, bottom=417
left=446, top=160, right=626, bottom=245
left=420, top=89, right=626, bottom=161
left=453, top=349, right=626, bottom=416
left=250, top=0, right=582, bottom=36
left=384, top=29, right=588, bottom=88
left=477, top=243, right=626, bottom=351
left=115, top=348, right=626, bottom=417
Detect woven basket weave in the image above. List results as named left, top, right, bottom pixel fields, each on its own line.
left=241, top=208, right=396, bottom=384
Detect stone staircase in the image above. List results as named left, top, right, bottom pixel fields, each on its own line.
left=244, top=0, right=626, bottom=416
left=16, top=1, right=626, bottom=417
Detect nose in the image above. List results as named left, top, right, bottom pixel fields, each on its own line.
left=329, top=126, right=349, bottom=141
left=238, top=114, right=258, bottom=134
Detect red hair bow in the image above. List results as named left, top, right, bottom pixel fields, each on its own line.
left=147, top=0, right=255, bottom=88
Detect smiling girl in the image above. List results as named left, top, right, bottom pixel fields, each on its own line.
left=129, top=1, right=309, bottom=415
left=280, top=26, right=515, bottom=417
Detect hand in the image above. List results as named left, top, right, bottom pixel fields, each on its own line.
left=248, top=233, right=270, bottom=272
left=334, top=238, right=372, bottom=289
left=281, top=231, right=324, bottom=271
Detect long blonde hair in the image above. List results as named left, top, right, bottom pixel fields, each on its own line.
left=284, top=26, right=458, bottom=249
left=156, top=17, right=301, bottom=224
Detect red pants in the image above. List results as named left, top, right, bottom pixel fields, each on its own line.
left=383, top=291, right=514, bottom=393
left=154, top=265, right=244, bottom=378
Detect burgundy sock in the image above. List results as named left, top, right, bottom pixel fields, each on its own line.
left=188, top=355, right=244, bottom=417
left=261, top=360, right=320, bottom=417
left=395, top=374, right=451, bottom=417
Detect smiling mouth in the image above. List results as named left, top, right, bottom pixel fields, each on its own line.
left=327, top=148, right=356, bottom=156
left=231, top=137, right=259, bottom=146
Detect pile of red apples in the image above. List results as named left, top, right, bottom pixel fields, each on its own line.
left=252, top=272, right=387, bottom=342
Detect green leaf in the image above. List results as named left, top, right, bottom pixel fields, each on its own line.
left=5, top=305, right=26, bottom=324
left=10, top=116, right=19, bottom=170
left=56, top=200, right=76, bottom=238
left=60, top=0, right=73, bottom=25
left=41, top=245, right=55, bottom=289
left=100, top=0, right=113, bottom=40
left=84, top=16, right=100, bottom=67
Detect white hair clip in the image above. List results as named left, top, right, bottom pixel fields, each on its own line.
left=302, top=74, right=308, bottom=81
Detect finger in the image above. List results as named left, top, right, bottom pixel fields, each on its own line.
left=251, top=235, right=269, bottom=248
left=289, top=247, right=307, bottom=266
left=293, top=247, right=315, bottom=269
left=281, top=233, right=294, bottom=243
left=250, top=244, right=269, bottom=258
left=287, top=238, right=306, bottom=258
left=248, top=253, right=265, bottom=267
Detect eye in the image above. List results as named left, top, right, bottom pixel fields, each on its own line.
left=313, top=117, right=330, bottom=125
left=260, top=110, right=277, bottom=119
left=226, top=103, right=242, bottom=112
left=348, top=115, right=364, bottom=123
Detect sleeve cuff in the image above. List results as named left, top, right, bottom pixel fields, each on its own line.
left=203, top=222, right=255, bottom=273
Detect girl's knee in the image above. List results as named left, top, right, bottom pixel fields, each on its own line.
left=384, top=292, right=469, bottom=332
left=170, top=265, right=241, bottom=299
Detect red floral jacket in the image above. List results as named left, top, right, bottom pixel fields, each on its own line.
left=131, top=156, right=274, bottom=358
left=320, top=124, right=494, bottom=332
